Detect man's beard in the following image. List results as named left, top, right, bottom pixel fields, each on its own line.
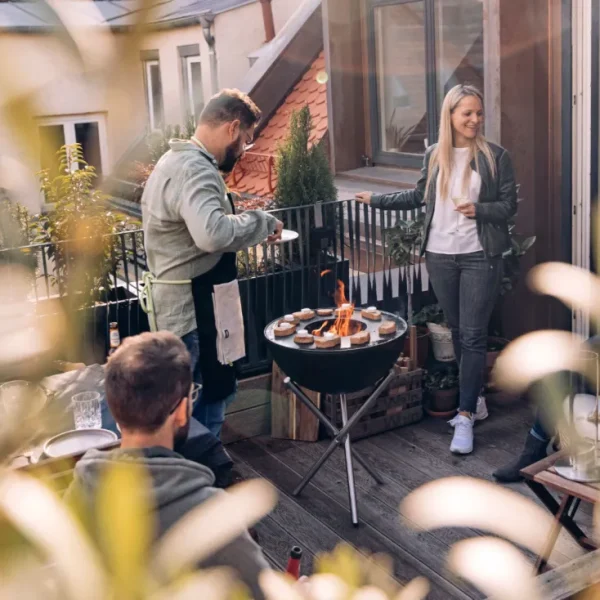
left=173, top=415, right=190, bottom=448
left=219, top=137, right=242, bottom=173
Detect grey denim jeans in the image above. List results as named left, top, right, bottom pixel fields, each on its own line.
left=425, top=251, right=503, bottom=413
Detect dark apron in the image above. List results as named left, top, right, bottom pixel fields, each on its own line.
left=190, top=194, right=239, bottom=403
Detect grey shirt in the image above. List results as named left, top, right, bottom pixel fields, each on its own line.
left=65, top=447, right=270, bottom=599
left=141, top=140, right=278, bottom=337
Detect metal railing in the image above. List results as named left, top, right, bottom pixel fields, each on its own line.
left=0, top=200, right=430, bottom=375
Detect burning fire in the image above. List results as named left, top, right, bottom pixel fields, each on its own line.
left=314, top=279, right=362, bottom=337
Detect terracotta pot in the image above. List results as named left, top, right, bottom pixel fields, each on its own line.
left=486, top=336, right=509, bottom=370
left=425, top=388, right=458, bottom=418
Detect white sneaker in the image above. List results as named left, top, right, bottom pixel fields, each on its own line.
left=448, top=396, right=488, bottom=427
left=450, top=414, right=474, bottom=454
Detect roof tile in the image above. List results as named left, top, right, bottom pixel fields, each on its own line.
left=226, top=51, right=329, bottom=202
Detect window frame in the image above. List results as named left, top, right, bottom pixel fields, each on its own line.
left=178, top=44, right=203, bottom=122
left=36, top=113, right=109, bottom=175
left=367, top=0, right=438, bottom=168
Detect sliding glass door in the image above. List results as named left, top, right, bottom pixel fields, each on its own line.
left=368, top=0, right=484, bottom=168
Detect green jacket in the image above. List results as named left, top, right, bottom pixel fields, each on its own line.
left=371, top=142, right=518, bottom=257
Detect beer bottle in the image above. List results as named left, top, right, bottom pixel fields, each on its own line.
left=285, top=546, right=302, bottom=580
left=108, top=322, right=121, bottom=357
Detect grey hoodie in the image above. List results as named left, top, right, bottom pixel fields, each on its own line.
left=67, top=447, right=269, bottom=598
left=141, top=140, right=278, bottom=338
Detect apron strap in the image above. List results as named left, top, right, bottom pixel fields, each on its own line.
left=140, top=272, right=191, bottom=332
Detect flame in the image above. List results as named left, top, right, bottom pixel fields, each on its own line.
left=314, top=280, right=361, bottom=337
left=320, top=270, right=332, bottom=277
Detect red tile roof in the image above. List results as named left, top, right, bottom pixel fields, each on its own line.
left=227, top=51, right=329, bottom=201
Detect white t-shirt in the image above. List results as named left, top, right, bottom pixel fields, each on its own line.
left=426, top=147, right=483, bottom=255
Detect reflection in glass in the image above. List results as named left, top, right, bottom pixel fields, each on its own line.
left=75, top=122, right=102, bottom=176
left=39, top=125, right=65, bottom=180
left=435, top=0, right=484, bottom=114
left=375, top=1, right=428, bottom=155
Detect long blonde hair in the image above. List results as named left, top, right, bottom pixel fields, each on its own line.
left=425, top=84, right=496, bottom=201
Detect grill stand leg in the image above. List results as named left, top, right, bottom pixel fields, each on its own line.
left=340, top=393, right=359, bottom=526
left=284, top=369, right=395, bottom=526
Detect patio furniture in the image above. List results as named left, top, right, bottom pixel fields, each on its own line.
left=11, top=365, right=231, bottom=482
left=520, top=452, right=600, bottom=573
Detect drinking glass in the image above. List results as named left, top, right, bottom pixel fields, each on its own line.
left=451, top=197, right=466, bottom=233
left=72, top=392, right=102, bottom=429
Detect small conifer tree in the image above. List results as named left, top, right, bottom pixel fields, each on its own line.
left=274, top=105, right=337, bottom=208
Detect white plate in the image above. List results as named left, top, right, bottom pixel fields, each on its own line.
left=270, top=229, right=299, bottom=244
left=43, top=428, right=118, bottom=459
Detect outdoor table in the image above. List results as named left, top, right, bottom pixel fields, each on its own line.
left=520, top=452, right=600, bottom=573
left=10, top=365, right=227, bottom=471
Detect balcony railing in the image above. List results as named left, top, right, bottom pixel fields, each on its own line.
left=0, top=200, right=430, bottom=375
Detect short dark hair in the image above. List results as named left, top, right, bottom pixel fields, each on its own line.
left=105, top=332, right=192, bottom=433
left=199, top=88, right=261, bottom=129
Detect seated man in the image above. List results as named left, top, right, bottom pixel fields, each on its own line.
left=66, top=331, right=269, bottom=598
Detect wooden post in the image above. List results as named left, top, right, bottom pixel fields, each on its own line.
left=409, top=325, right=418, bottom=371
left=271, top=362, right=320, bottom=441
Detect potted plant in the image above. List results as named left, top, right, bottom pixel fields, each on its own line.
left=412, top=303, right=455, bottom=363
left=385, top=212, right=425, bottom=322
left=425, top=366, right=459, bottom=418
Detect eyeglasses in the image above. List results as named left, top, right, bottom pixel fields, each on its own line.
left=169, top=384, right=194, bottom=416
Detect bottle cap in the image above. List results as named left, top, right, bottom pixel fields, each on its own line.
left=290, top=546, right=302, bottom=559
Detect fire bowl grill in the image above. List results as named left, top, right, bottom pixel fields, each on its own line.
left=264, top=310, right=408, bottom=394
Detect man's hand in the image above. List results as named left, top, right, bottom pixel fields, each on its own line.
left=455, top=202, right=476, bottom=218
left=355, top=191, right=373, bottom=204
left=267, top=219, right=283, bottom=243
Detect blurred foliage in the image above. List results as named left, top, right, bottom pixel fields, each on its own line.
left=33, top=144, right=129, bottom=307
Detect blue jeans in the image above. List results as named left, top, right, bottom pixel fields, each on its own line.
left=425, top=251, right=503, bottom=414
left=181, top=329, right=236, bottom=439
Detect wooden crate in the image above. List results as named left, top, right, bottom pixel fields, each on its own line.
left=222, top=372, right=271, bottom=444
left=270, top=362, right=320, bottom=441
left=321, top=368, right=424, bottom=441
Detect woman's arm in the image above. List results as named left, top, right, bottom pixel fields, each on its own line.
left=355, top=152, right=430, bottom=211
left=475, top=150, right=518, bottom=224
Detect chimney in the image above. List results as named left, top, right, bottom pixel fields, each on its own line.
left=259, top=0, right=276, bottom=43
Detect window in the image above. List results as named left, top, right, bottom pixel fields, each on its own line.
left=37, top=114, right=108, bottom=177
left=142, top=51, right=164, bottom=130
left=185, top=56, right=204, bottom=120
left=368, top=0, right=484, bottom=167
left=179, top=44, right=203, bottom=121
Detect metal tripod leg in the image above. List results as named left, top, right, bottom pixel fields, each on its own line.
left=283, top=369, right=395, bottom=521
left=340, top=393, right=359, bottom=526
left=284, top=377, right=384, bottom=485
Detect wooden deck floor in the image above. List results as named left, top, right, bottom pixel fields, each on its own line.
left=228, top=393, right=596, bottom=599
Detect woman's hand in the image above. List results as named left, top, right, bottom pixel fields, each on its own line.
left=455, top=202, right=476, bottom=218
left=355, top=191, right=373, bottom=204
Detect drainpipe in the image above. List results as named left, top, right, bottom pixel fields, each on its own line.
left=259, top=0, right=275, bottom=42
left=200, top=14, right=219, bottom=94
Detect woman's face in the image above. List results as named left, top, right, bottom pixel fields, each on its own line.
left=451, top=95, right=483, bottom=143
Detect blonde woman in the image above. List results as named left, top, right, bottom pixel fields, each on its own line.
left=356, top=84, right=517, bottom=455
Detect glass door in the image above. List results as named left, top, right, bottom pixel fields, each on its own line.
left=368, top=0, right=484, bottom=168
left=369, top=0, right=433, bottom=167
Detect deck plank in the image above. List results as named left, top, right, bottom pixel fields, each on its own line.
left=229, top=438, right=469, bottom=599
left=226, top=401, right=597, bottom=598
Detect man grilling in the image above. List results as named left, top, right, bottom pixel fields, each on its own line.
left=142, top=89, right=282, bottom=439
